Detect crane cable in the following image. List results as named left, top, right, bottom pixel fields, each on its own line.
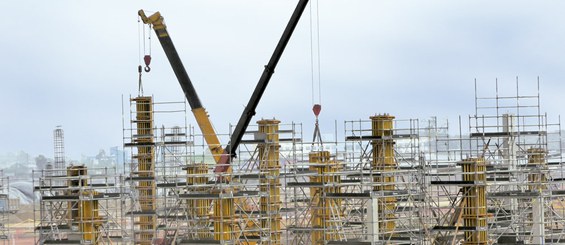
left=137, top=14, right=153, bottom=96
left=137, top=16, right=144, bottom=96
left=310, top=0, right=323, bottom=148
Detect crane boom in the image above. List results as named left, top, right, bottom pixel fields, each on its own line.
left=139, top=1, right=309, bottom=174
left=225, top=0, right=309, bottom=158
left=138, top=10, right=226, bottom=164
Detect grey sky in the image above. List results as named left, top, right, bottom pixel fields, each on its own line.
left=2, top=1, right=565, bottom=159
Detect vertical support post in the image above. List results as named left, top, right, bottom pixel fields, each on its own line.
left=502, top=114, right=517, bottom=169
left=370, top=114, right=396, bottom=235
left=502, top=114, right=520, bottom=233
left=366, top=193, right=379, bottom=244
left=133, top=96, right=156, bottom=245
left=258, top=119, right=282, bottom=244
left=460, top=158, right=487, bottom=245
left=309, top=151, right=341, bottom=245
left=527, top=148, right=546, bottom=245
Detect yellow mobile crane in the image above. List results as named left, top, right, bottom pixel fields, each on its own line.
left=138, top=0, right=309, bottom=174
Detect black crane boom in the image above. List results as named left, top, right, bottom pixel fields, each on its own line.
left=226, top=0, right=309, bottom=158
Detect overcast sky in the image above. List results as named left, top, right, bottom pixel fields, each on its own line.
left=2, top=1, right=565, bottom=159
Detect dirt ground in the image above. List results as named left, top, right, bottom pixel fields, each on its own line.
left=7, top=204, right=35, bottom=244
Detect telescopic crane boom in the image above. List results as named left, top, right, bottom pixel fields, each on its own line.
left=138, top=0, right=309, bottom=173
left=224, top=0, right=309, bottom=161
left=138, top=10, right=227, bottom=165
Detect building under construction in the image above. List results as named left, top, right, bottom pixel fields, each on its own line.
left=32, top=79, right=565, bottom=245
left=31, top=2, right=565, bottom=245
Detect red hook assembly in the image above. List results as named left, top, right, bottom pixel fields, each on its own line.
left=312, top=104, right=322, bottom=118
left=144, top=55, right=152, bottom=72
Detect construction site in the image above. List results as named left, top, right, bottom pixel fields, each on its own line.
left=9, top=1, right=564, bottom=245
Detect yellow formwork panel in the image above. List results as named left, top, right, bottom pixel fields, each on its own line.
left=80, top=198, right=100, bottom=243
left=258, top=119, right=282, bottom=245
left=67, top=166, right=101, bottom=244
left=187, top=164, right=212, bottom=239
left=309, top=151, right=342, bottom=245
left=133, top=96, right=156, bottom=245
left=67, top=166, right=88, bottom=222
left=527, top=147, right=547, bottom=242
left=370, top=114, right=396, bottom=234
left=527, top=148, right=547, bottom=191
left=460, top=158, right=487, bottom=245
left=214, top=198, right=235, bottom=241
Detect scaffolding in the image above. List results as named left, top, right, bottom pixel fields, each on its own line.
left=0, top=171, right=9, bottom=244
left=154, top=102, right=196, bottom=243
left=176, top=115, right=238, bottom=244
left=124, top=96, right=157, bottom=245
left=423, top=79, right=565, bottom=244
left=123, top=96, right=282, bottom=244
left=307, top=150, right=342, bottom=245
left=344, top=115, right=424, bottom=244
left=234, top=120, right=302, bottom=245
left=124, top=96, right=196, bottom=244
left=28, top=78, right=565, bottom=245
left=285, top=115, right=423, bottom=245
left=33, top=166, right=126, bottom=244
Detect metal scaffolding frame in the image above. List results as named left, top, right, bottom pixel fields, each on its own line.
left=32, top=80, right=565, bottom=245
left=343, top=116, right=424, bottom=244
left=124, top=96, right=158, bottom=245
left=234, top=120, right=302, bottom=245
left=423, top=79, right=565, bottom=244
left=122, top=96, right=300, bottom=244
left=0, top=171, right=9, bottom=244
left=33, top=166, right=126, bottom=244
left=284, top=116, right=424, bottom=245
left=123, top=96, right=202, bottom=244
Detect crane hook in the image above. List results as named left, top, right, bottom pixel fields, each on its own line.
left=312, top=104, right=321, bottom=118
left=143, top=55, right=152, bottom=72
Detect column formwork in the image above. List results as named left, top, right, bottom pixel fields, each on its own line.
left=527, top=148, right=547, bottom=245
left=370, top=114, right=397, bottom=234
left=131, top=96, right=157, bottom=245
left=308, top=151, right=341, bottom=245
left=257, top=119, right=282, bottom=245
left=186, top=163, right=212, bottom=239
left=459, top=158, right=487, bottom=245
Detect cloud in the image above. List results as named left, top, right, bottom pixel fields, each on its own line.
left=1, top=0, right=564, bottom=158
